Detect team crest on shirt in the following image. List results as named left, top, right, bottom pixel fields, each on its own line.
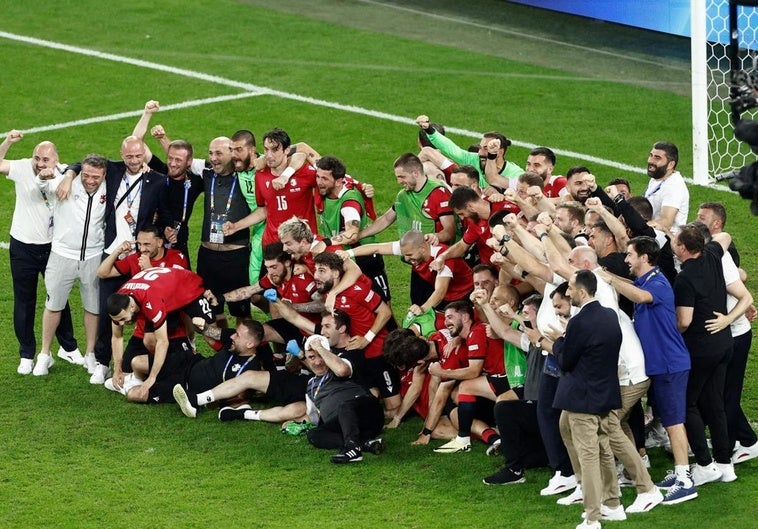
left=100, top=194, right=107, bottom=204
left=341, top=296, right=347, bottom=305
left=290, top=179, right=297, bottom=186
left=145, top=302, right=152, bottom=310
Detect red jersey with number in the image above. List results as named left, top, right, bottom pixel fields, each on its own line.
left=465, top=322, right=505, bottom=375
left=118, top=268, right=205, bottom=329
left=114, top=249, right=190, bottom=338
left=332, top=274, right=387, bottom=359
left=256, top=164, right=318, bottom=246
left=461, top=199, right=519, bottom=265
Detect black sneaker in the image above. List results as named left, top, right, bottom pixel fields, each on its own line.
left=331, top=447, right=363, bottom=464
left=483, top=466, right=526, bottom=485
left=362, top=438, right=386, bottom=455
left=218, top=404, right=251, bottom=422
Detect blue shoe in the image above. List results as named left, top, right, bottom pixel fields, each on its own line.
left=656, top=470, right=677, bottom=490
left=661, top=480, right=698, bottom=505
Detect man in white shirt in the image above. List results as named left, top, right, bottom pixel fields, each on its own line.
left=32, top=154, right=108, bottom=376
left=0, top=130, right=82, bottom=375
left=643, top=142, right=689, bottom=234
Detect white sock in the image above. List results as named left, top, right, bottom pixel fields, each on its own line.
left=457, top=435, right=471, bottom=444
left=196, top=390, right=215, bottom=405
left=675, top=464, right=692, bottom=486
left=243, top=410, right=261, bottom=421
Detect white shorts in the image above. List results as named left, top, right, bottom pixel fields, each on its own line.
left=44, top=252, right=100, bottom=313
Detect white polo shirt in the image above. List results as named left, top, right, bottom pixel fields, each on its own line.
left=6, top=158, right=63, bottom=244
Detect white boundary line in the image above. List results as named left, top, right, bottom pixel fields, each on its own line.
left=0, top=30, right=732, bottom=192
left=0, top=92, right=265, bottom=137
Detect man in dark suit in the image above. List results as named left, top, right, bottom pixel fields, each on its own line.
left=545, top=269, right=624, bottom=529
left=63, top=136, right=170, bottom=383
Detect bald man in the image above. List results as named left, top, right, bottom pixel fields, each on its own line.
left=196, top=136, right=252, bottom=324
left=0, top=131, right=81, bottom=375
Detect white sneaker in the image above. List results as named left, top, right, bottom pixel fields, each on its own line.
left=690, top=461, right=723, bottom=486
left=557, top=485, right=584, bottom=505
left=541, top=471, right=578, bottom=496
left=732, top=441, right=758, bottom=464
left=434, top=437, right=471, bottom=454
left=57, top=346, right=85, bottom=365
left=575, top=518, right=601, bottom=529
left=582, top=504, right=626, bottom=521
left=89, top=363, right=109, bottom=385
left=173, top=384, right=197, bottom=418
left=641, top=454, right=650, bottom=468
left=122, top=373, right=144, bottom=394
left=83, top=353, right=97, bottom=374
left=32, top=353, right=54, bottom=376
left=17, top=358, right=34, bottom=375
left=104, top=378, right=122, bottom=394
left=626, top=488, right=664, bottom=513
left=715, top=462, right=737, bottom=482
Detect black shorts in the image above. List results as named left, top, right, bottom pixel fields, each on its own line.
left=364, top=356, right=400, bottom=398
left=265, top=369, right=309, bottom=405
left=355, top=253, right=391, bottom=302
left=122, top=335, right=194, bottom=378
left=196, top=245, right=251, bottom=318
left=487, top=373, right=511, bottom=396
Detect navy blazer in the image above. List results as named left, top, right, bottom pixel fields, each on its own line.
left=552, top=300, right=622, bottom=414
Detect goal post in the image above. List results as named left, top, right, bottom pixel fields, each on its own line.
left=694, top=0, right=758, bottom=183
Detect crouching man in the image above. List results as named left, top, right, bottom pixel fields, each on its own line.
left=301, top=334, right=385, bottom=464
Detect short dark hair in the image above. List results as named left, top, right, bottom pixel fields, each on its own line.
left=322, top=308, right=351, bottom=332
left=316, top=155, right=347, bottom=180
left=676, top=223, right=705, bottom=254
left=231, top=129, right=256, bottom=147
left=445, top=300, right=474, bottom=320
left=168, top=139, right=194, bottom=158
left=517, top=171, right=544, bottom=188
left=138, top=224, right=164, bottom=241
left=106, top=293, right=132, bottom=317
left=483, top=132, right=512, bottom=153
left=262, top=242, right=291, bottom=263
left=450, top=164, right=479, bottom=183
left=628, top=196, right=653, bottom=221
left=313, top=252, right=345, bottom=275
left=573, top=269, right=597, bottom=296
left=698, top=201, right=727, bottom=228
left=529, top=147, right=556, bottom=166
left=383, top=330, right=429, bottom=369
left=627, top=236, right=660, bottom=266
left=472, top=263, right=498, bottom=279
left=449, top=185, right=480, bottom=211
left=81, top=153, right=108, bottom=172
left=607, top=177, right=631, bottom=193
left=566, top=166, right=591, bottom=181
left=237, top=318, right=264, bottom=343
left=653, top=141, right=679, bottom=168
left=522, top=293, right=543, bottom=310
left=263, top=128, right=291, bottom=150
left=393, top=152, right=424, bottom=173
left=551, top=281, right=569, bottom=300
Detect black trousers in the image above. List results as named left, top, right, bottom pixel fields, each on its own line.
left=495, top=399, right=548, bottom=470
left=306, top=395, right=384, bottom=450
left=536, top=373, right=574, bottom=476
left=10, top=237, right=77, bottom=358
left=686, top=345, right=732, bottom=465
left=725, top=331, right=757, bottom=449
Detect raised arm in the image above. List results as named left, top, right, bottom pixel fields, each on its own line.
left=0, top=129, right=24, bottom=175
left=131, top=100, right=160, bottom=163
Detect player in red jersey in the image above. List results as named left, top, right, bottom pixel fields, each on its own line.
left=106, top=267, right=215, bottom=402
left=310, top=252, right=400, bottom=416
left=347, top=230, right=473, bottom=332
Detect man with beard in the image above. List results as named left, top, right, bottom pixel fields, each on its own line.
left=643, top=141, right=689, bottom=234
left=432, top=185, right=518, bottom=269
left=311, top=252, right=400, bottom=416
left=315, top=154, right=390, bottom=301
left=525, top=147, right=568, bottom=199
left=132, top=101, right=205, bottom=263
left=0, top=130, right=81, bottom=375
left=564, top=166, right=593, bottom=204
